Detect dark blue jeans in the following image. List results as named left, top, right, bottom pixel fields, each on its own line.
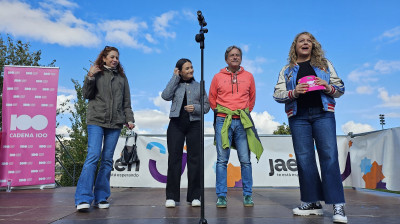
left=289, top=107, right=345, bottom=204
left=215, top=116, right=253, bottom=197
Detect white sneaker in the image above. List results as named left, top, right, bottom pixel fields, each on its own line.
left=94, top=201, right=110, bottom=209
left=191, top=199, right=201, bottom=207
left=333, top=204, right=348, bottom=223
left=76, top=202, right=90, bottom=211
left=165, top=199, right=176, bottom=208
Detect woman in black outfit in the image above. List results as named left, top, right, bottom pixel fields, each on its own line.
left=161, top=58, right=210, bottom=207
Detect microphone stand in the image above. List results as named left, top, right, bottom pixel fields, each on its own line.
left=195, top=10, right=208, bottom=224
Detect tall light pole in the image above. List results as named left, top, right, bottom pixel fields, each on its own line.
left=379, top=114, right=385, bottom=130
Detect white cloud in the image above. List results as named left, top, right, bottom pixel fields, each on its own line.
left=348, top=60, right=400, bottom=82
left=151, top=92, right=171, bottom=114
left=145, top=33, right=157, bottom=44
left=100, top=19, right=154, bottom=53
left=153, top=11, right=177, bottom=38
left=348, top=67, right=378, bottom=82
left=377, top=88, right=400, bottom=107
left=58, top=86, right=76, bottom=95
left=0, top=0, right=100, bottom=47
left=356, top=85, right=374, bottom=95
left=204, top=121, right=214, bottom=134
left=182, top=10, right=196, bottom=20
left=385, top=112, right=400, bottom=118
left=47, top=0, right=78, bottom=8
left=374, top=60, right=400, bottom=74
left=57, top=94, right=75, bottom=113
left=250, top=111, right=280, bottom=134
left=378, top=26, right=400, bottom=43
left=242, top=57, right=267, bottom=74
left=341, top=121, right=375, bottom=135
left=134, top=110, right=169, bottom=134
left=56, top=125, right=71, bottom=139
left=242, top=44, right=250, bottom=53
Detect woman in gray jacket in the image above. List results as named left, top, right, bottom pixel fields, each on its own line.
left=161, top=58, right=210, bottom=208
left=75, top=46, right=135, bottom=211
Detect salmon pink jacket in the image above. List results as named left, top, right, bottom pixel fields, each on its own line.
left=209, top=67, right=256, bottom=113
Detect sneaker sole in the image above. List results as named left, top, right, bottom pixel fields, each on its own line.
left=216, top=204, right=227, bottom=208
left=293, top=209, right=323, bottom=216
left=94, top=204, right=109, bottom=209
left=333, top=215, right=348, bottom=223
left=244, top=203, right=254, bottom=207
left=76, top=203, right=90, bottom=211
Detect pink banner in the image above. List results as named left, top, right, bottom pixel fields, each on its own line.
left=1, top=66, right=59, bottom=187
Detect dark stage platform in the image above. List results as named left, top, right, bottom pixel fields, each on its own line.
left=0, top=187, right=399, bottom=224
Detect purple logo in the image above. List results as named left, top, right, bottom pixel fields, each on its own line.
left=146, top=142, right=187, bottom=183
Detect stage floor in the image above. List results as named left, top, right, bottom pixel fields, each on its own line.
left=0, top=187, right=399, bottom=224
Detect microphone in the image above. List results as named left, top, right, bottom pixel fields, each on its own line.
left=197, top=10, right=207, bottom=27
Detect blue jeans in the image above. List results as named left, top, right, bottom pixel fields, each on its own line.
left=215, top=116, right=253, bottom=197
left=289, top=107, right=345, bottom=204
left=75, top=125, right=121, bottom=206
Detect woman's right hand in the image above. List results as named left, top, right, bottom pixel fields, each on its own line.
left=88, top=64, right=101, bottom=77
left=173, top=68, right=180, bottom=76
left=294, top=83, right=309, bottom=97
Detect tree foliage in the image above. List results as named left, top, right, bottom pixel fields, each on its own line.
left=273, top=122, right=291, bottom=135
left=0, top=34, right=55, bottom=129
left=58, top=79, right=88, bottom=186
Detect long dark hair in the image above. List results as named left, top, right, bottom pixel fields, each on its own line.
left=175, top=58, right=192, bottom=70
left=94, top=46, right=126, bottom=77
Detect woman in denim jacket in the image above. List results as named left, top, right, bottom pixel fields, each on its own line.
left=161, top=58, right=210, bottom=208
left=273, top=32, right=347, bottom=223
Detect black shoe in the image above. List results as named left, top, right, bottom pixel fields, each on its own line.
left=293, top=202, right=323, bottom=216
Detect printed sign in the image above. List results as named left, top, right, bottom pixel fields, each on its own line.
left=0, top=66, right=59, bottom=187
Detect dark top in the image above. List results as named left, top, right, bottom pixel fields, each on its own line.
left=172, top=77, right=193, bottom=121
left=295, top=60, right=323, bottom=108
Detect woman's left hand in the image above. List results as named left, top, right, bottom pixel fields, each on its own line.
left=127, top=122, right=135, bottom=130
left=315, top=77, right=330, bottom=91
left=184, top=105, right=195, bottom=113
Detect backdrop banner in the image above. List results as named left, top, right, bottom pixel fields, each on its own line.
left=111, top=134, right=350, bottom=188
left=0, top=65, right=59, bottom=188
left=348, top=127, right=400, bottom=191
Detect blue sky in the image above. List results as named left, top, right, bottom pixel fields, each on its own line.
left=1, top=0, right=399, bottom=136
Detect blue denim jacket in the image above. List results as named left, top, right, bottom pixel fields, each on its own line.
left=273, top=60, right=345, bottom=118
left=161, top=75, right=210, bottom=121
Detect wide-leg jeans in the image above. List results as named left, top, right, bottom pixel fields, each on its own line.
left=289, top=107, right=345, bottom=204
left=166, top=118, right=201, bottom=202
left=75, top=125, right=121, bottom=206
left=215, top=116, right=253, bottom=197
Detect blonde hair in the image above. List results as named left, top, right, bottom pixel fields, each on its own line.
left=288, top=32, right=328, bottom=70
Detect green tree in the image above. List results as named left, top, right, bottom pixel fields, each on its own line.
left=0, top=34, right=55, bottom=129
left=58, top=79, right=88, bottom=186
left=273, top=122, right=291, bottom=135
